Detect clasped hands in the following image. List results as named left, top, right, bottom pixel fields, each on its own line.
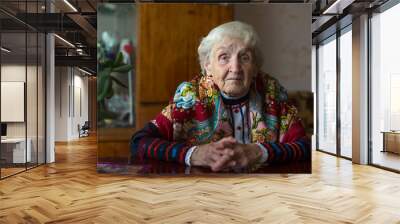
left=190, top=136, right=263, bottom=172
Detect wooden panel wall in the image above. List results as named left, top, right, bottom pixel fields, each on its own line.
left=136, top=3, right=233, bottom=129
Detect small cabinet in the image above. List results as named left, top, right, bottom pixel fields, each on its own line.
left=382, top=131, right=400, bottom=154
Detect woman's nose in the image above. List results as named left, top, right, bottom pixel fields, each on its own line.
left=229, top=57, right=242, bottom=73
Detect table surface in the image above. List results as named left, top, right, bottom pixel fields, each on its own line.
left=97, top=157, right=311, bottom=175
left=1, top=138, right=27, bottom=143
left=381, top=131, right=400, bottom=134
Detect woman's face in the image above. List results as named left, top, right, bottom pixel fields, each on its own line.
left=205, top=37, right=257, bottom=97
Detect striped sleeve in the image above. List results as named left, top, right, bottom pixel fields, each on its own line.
left=258, top=137, right=311, bottom=163
left=130, top=122, right=191, bottom=164
left=259, top=121, right=311, bottom=163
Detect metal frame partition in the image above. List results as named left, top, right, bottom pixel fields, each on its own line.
left=0, top=0, right=47, bottom=179
left=315, top=21, right=353, bottom=161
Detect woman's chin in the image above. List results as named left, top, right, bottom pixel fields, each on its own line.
left=224, top=86, right=248, bottom=97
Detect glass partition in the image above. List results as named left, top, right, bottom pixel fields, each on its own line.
left=317, top=35, right=337, bottom=155
left=1, top=30, right=28, bottom=177
left=370, top=3, right=400, bottom=171
left=339, top=26, right=352, bottom=158
left=97, top=3, right=137, bottom=168
left=0, top=1, right=46, bottom=179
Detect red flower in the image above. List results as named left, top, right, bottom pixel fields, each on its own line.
left=123, top=44, right=134, bottom=55
left=172, top=107, right=193, bottom=122
left=194, top=103, right=211, bottom=122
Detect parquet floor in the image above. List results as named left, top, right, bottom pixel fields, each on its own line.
left=1, top=135, right=400, bottom=223
left=372, top=150, right=400, bottom=171
left=1, top=167, right=26, bottom=178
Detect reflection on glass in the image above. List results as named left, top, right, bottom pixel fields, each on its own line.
left=371, top=3, right=400, bottom=171
left=97, top=4, right=137, bottom=166
left=97, top=4, right=136, bottom=128
left=1, top=31, right=27, bottom=177
left=318, top=36, right=337, bottom=154
left=0, top=1, right=46, bottom=179
left=340, top=28, right=352, bottom=158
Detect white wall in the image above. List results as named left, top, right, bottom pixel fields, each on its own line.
left=55, top=67, right=69, bottom=141
left=72, top=72, right=89, bottom=138
left=1, top=65, right=26, bottom=140
left=1, top=65, right=40, bottom=137
left=1, top=66, right=26, bottom=135
left=234, top=3, right=312, bottom=92
left=55, top=67, right=89, bottom=141
left=1, top=64, right=46, bottom=164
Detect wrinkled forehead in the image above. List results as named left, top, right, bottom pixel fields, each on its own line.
left=212, top=36, right=253, bottom=55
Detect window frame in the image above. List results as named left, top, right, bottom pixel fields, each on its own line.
left=315, top=23, right=353, bottom=161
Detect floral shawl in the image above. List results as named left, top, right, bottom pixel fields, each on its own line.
left=153, top=72, right=301, bottom=146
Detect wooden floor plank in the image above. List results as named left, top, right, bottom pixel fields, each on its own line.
left=0, top=135, right=400, bottom=223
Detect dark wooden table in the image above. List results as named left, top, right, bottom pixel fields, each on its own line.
left=97, top=157, right=311, bottom=175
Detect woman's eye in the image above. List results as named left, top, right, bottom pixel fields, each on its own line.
left=240, top=54, right=250, bottom=62
left=218, top=54, right=229, bottom=64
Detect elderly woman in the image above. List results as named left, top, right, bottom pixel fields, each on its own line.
left=130, top=21, right=310, bottom=172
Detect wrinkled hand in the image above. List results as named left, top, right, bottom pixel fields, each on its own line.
left=191, top=137, right=237, bottom=172
left=191, top=137, right=263, bottom=172
left=230, top=143, right=263, bottom=171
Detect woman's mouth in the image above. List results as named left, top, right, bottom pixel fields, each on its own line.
left=225, top=77, right=243, bottom=81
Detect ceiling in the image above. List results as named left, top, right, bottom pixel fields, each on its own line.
left=311, top=0, right=389, bottom=43
left=0, top=0, right=392, bottom=74
left=0, top=0, right=142, bottom=74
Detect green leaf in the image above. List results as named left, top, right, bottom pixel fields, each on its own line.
left=98, top=67, right=112, bottom=78
left=110, top=76, right=128, bottom=88
left=113, top=52, right=123, bottom=67
left=97, top=76, right=112, bottom=102
left=103, top=59, right=114, bottom=67
left=97, top=74, right=106, bottom=96
left=112, top=64, right=132, bottom=73
left=97, top=67, right=112, bottom=97
left=105, top=87, right=114, bottom=99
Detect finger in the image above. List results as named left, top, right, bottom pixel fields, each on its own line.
left=220, top=136, right=237, bottom=146
left=212, top=154, right=233, bottom=172
left=222, top=148, right=235, bottom=157
left=211, top=151, right=234, bottom=165
left=238, top=157, right=249, bottom=167
left=214, top=137, right=237, bottom=149
left=210, top=152, right=223, bottom=163
left=228, top=160, right=236, bottom=167
left=212, top=147, right=234, bottom=158
left=205, top=147, right=233, bottom=168
left=214, top=141, right=236, bottom=151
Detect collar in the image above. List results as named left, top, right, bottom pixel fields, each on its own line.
left=220, top=91, right=250, bottom=105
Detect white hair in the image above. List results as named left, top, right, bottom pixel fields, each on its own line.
left=197, top=21, right=263, bottom=75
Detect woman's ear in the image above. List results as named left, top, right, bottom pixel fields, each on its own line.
left=204, top=60, right=212, bottom=77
